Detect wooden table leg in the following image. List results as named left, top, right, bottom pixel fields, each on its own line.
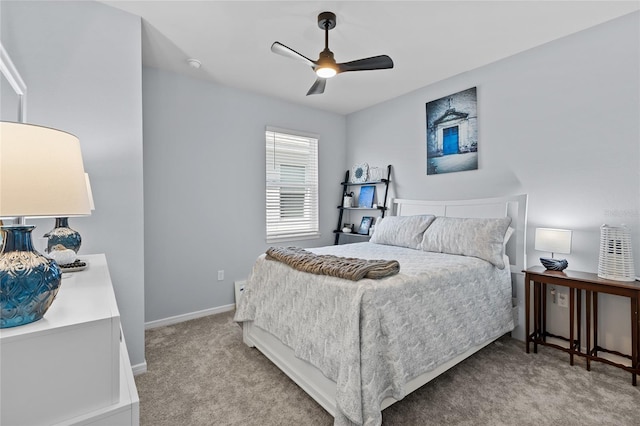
left=631, top=293, right=638, bottom=386
left=569, top=286, right=575, bottom=365
left=542, top=283, right=547, bottom=343
left=533, top=280, right=538, bottom=353
left=593, top=292, right=599, bottom=358
left=586, top=290, right=592, bottom=371
left=576, top=288, right=582, bottom=354
left=636, top=294, right=640, bottom=385
left=534, top=281, right=540, bottom=354
left=525, top=275, right=531, bottom=354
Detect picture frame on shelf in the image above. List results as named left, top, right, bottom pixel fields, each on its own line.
left=351, top=162, right=369, bottom=183
left=358, top=186, right=375, bottom=208
left=357, top=216, right=374, bottom=235
left=368, top=166, right=384, bottom=182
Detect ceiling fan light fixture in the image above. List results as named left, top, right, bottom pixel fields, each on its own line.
left=316, top=66, right=337, bottom=78
left=316, top=48, right=338, bottom=78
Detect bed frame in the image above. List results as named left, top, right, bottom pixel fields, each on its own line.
left=242, top=194, right=528, bottom=417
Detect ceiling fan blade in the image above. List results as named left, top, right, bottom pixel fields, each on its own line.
left=306, top=78, right=326, bottom=96
left=271, top=42, right=316, bottom=68
left=338, top=55, right=394, bottom=73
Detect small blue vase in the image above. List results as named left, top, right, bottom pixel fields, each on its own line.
left=45, top=217, right=81, bottom=253
left=0, top=225, right=62, bottom=328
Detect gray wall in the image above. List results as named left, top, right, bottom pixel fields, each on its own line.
left=1, top=1, right=146, bottom=367
left=142, top=67, right=346, bottom=322
left=347, top=12, right=640, bottom=352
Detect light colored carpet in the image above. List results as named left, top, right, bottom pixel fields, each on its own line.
left=135, top=311, right=640, bottom=425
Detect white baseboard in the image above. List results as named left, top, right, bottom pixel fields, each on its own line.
left=132, top=361, right=147, bottom=376
left=144, top=304, right=235, bottom=330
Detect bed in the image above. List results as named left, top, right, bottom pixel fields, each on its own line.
left=234, top=195, right=527, bottom=426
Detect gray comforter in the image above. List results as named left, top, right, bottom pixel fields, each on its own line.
left=234, top=242, right=514, bottom=426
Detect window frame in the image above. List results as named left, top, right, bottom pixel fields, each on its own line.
left=265, top=126, right=320, bottom=243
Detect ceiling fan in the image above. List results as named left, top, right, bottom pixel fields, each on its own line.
left=271, top=11, right=394, bottom=96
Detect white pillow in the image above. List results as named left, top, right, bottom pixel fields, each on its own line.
left=370, top=215, right=436, bottom=249
left=420, top=216, right=513, bottom=269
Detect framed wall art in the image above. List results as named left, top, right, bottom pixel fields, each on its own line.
left=425, top=87, right=478, bottom=175
left=357, top=216, right=374, bottom=235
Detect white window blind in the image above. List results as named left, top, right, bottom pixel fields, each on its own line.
left=266, top=128, right=319, bottom=242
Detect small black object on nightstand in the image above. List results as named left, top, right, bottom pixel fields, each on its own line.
left=540, top=257, right=568, bottom=271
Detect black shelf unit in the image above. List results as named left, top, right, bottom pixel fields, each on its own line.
left=334, top=165, right=392, bottom=245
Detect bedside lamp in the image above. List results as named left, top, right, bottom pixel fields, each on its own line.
left=535, top=228, right=572, bottom=271
left=45, top=172, right=95, bottom=254
left=0, top=121, right=91, bottom=328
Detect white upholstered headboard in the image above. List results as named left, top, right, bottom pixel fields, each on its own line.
left=392, top=194, right=528, bottom=273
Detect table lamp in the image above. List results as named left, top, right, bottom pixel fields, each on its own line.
left=0, top=121, right=91, bottom=328
left=44, top=173, right=95, bottom=254
left=535, top=227, right=572, bottom=271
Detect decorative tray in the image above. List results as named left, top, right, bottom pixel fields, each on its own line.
left=59, top=260, right=88, bottom=273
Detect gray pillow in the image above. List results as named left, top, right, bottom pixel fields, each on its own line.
left=370, top=215, right=436, bottom=249
left=420, top=216, right=513, bottom=268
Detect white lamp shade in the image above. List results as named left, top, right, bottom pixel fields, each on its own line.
left=85, top=173, right=95, bottom=211
left=535, top=228, right=572, bottom=254
left=0, top=121, right=90, bottom=217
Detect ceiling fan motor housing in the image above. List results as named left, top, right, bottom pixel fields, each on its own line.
left=317, top=11, right=336, bottom=30
left=319, top=48, right=335, bottom=62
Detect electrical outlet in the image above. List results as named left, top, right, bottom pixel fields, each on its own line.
left=217, top=270, right=224, bottom=281
left=558, top=291, right=568, bottom=308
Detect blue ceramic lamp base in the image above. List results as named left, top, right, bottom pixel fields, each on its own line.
left=0, top=225, right=62, bottom=328
left=45, top=217, right=81, bottom=253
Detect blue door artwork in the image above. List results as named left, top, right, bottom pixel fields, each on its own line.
left=442, top=126, right=459, bottom=155
left=425, top=86, right=478, bottom=175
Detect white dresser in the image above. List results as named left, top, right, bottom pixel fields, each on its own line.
left=0, top=254, right=139, bottom=426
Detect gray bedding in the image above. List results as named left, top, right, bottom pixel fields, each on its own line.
left=234, top=242, right=514, bottom=426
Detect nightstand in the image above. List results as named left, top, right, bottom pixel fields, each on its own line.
left=524, top=266, right=640, bottom=386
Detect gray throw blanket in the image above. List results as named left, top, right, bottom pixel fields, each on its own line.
left=265, top=246, right=399, bottom=281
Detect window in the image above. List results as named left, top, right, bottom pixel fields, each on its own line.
left=265, top=127, right=319, bottom=242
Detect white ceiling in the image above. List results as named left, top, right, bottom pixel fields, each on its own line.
left=101, top=1, right=640, bottom=115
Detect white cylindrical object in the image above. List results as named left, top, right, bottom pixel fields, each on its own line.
left=598, top=224, right=635, bottom=281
